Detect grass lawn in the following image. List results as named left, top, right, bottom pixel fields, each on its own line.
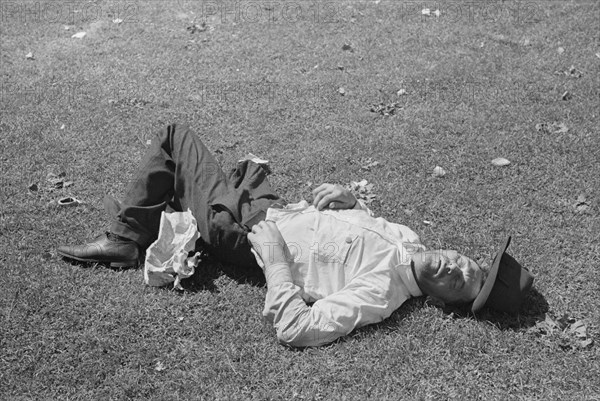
left=1, top=0, right=599, bottom=399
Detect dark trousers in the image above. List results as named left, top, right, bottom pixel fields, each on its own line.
left=108, top=124, right=281, bottom=267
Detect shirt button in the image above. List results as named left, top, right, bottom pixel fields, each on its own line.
left=345, top=236, right=353, bottom=244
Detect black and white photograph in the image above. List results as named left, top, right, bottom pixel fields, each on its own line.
left=1, top=0, right=598, bottom=399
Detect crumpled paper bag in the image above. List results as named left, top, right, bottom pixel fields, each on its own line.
left=144, top=209, right=201, bottom=290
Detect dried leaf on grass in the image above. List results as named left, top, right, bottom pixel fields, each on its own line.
left=535, top=122, right=569, bottom=135
left=569, top=321, right=588, bottom=338
left=531, top=313, right=594, bottom=350
left=555, top=65, right=583, bottom=78
left=421, top=8, right=440, bottom=17
left=187, top=21, right=207, bottom=33
left=370, top=102, right=402, bottom=116
left=360, top=158, right=380, bottom=170
left=31, top=172, right=75, bottom=194
left=342, top=43, right=354, bottom=52
left=432, top=166, right=446, bottom=177
left=573, top=194, right=590, bottom=213
left=346, top=179, right=376, bottom=204
left=47, top=172, right=68, bottom=190
left=491, top=157, right=511, bottom=167
left=109, top=97, right=150, bottom=108
left=57, top=197, right=82, bottom=207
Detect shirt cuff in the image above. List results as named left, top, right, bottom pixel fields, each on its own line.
left=353, top=199, right=373, bottom=215
left=264, top=262, right=293, bottom=287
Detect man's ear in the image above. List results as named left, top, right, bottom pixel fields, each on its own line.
left=425, top=295, right=446, bottom=308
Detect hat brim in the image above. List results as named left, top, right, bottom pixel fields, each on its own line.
left=471, top=236, right=511, bottom=313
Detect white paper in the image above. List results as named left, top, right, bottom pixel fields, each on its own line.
left=144, top=209, right=201, bottom=288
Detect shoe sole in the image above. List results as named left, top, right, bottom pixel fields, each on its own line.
left=57, top=250, right=139, bottom=268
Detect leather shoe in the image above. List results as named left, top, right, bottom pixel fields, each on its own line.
left=57, top=232, right=140, bottom=268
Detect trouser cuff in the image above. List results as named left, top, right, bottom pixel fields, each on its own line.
left=110, top=220, right=153, bottom=250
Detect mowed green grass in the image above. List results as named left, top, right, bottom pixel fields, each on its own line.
left=1, top=0, right=599, bottom=399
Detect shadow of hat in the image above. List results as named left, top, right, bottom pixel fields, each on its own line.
left=471, top=236, right=534, bottom=314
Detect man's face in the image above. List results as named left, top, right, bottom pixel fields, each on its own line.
left=411, top=250, right=484, bottom=304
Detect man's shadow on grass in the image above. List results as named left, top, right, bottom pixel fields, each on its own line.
left=351, top=287, right=549, bottom=343
left=399, top=287, right=548, bottom=331
left=62, top=255, right=266, bottom=294
left=466, top=287, right=550, bottom=331
left=179, top=257, right=266, bottom=293
left=182, top=265, right=549, bottom=342
left=422, top=287, right=549, bottom=331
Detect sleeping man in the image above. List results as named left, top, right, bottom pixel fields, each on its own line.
left=58, top=124, right=534, bottom=347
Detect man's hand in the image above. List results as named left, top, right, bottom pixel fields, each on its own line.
left=312, top=183, right=358, bottom=211
left=248, top=220, right=291, bottom=268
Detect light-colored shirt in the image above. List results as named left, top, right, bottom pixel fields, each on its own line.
left=253, top=200, right=425, bottom=347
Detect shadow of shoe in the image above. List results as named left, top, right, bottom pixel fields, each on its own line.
left=60, top=256, right=140, bottom=271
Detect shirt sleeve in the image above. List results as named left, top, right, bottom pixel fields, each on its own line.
left=353, top=199, right=374, bottom=216
left=263, top=268, right=398, bottom=347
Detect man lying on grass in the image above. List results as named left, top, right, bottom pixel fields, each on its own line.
left=58, top=124, right=534, bottom=347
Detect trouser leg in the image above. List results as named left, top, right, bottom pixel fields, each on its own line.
left=110, top=123, right=229, bottom=249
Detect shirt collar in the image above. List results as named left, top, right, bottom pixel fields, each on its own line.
left=397, top=263, right=423, bottom=297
